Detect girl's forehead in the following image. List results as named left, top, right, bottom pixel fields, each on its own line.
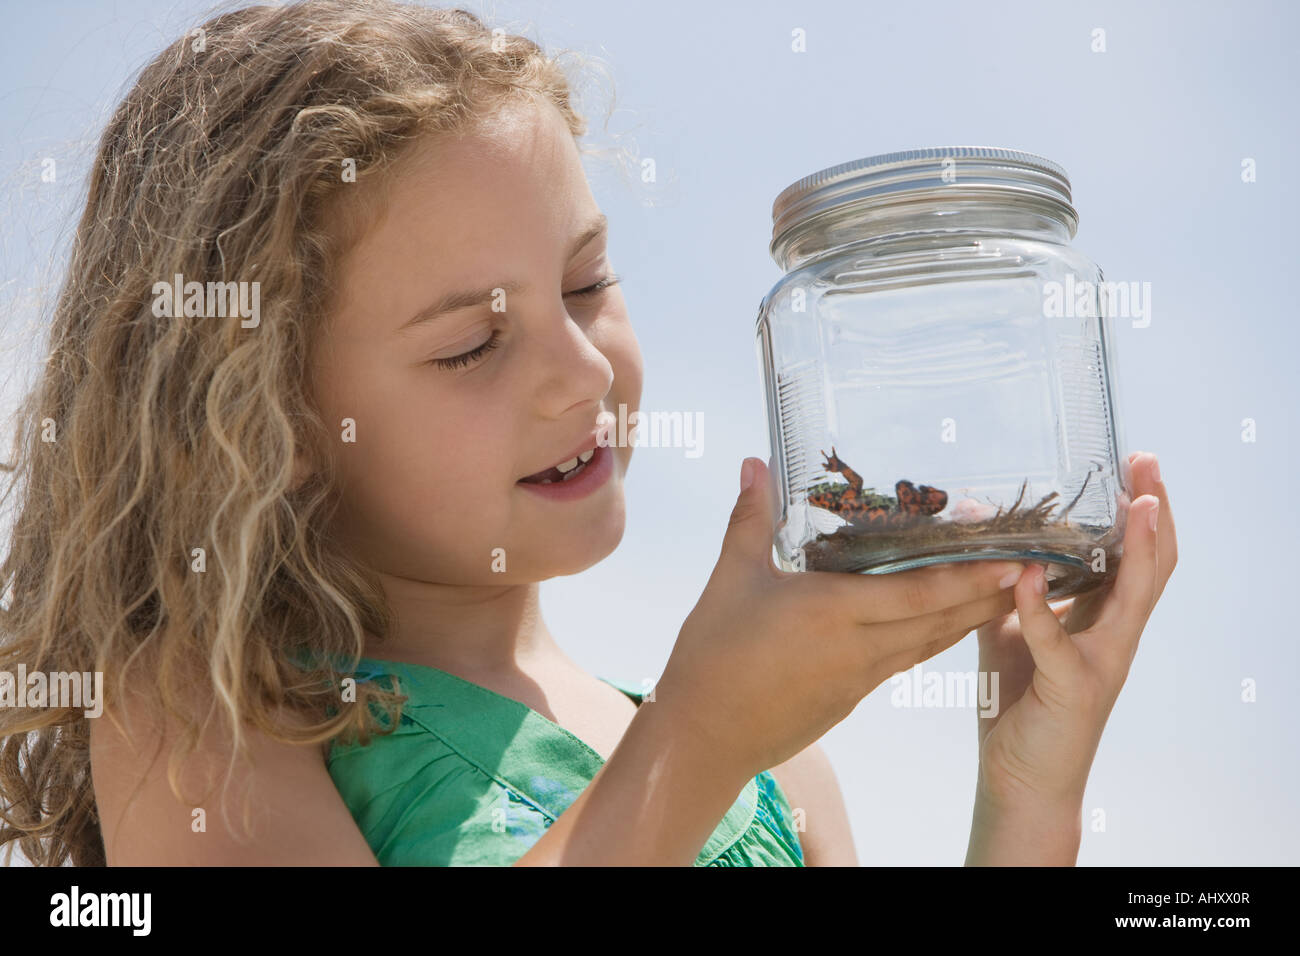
left=397, top=97, right=573, bottom=186
left=346, top=111, right=589, bottom=262
left=321, top=101, right=598, bottom=335
left=368, top=105, right=581, bottom=230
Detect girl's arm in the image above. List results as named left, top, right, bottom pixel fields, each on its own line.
left=768, top=742, right=858, bottom=865
left=513, top=699, right=754, bottom=865
left=966, top=792, right=1082, bottom=865
left=90, top=682, right=380, bottom=866
left=516, top=459, right=1024, bottom=865
left=964, top=452, right=1175, bottom=866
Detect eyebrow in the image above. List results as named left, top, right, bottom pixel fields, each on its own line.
left=396, top=214, right=609, bottom=334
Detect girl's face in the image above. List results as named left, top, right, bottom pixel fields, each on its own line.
left=309, top=97, right=642, bottom=585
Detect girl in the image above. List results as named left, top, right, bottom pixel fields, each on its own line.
left=0, top=0, right=1175, bottom=867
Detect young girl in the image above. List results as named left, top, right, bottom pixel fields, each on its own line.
left=0, top=0, right=1175, bottom=867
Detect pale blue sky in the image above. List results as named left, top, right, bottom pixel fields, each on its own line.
left=2, top=0, right=1296, bottom=865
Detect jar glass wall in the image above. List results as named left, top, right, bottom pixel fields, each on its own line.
left=756, top=148, right=1131, bottom=600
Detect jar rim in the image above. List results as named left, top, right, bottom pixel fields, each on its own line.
left=769, top=146, right=1078, bottom=263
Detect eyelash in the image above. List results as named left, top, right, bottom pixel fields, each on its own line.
left=430, top=330, right=502, bottom=370
left=428, top=274, right=622, bottom=370
left=570, top=273, right=621, bottom=299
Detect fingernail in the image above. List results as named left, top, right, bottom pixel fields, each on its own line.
left=1149, top=454, right=1161, bottom=483
left=739, top=458, right=755, bottom=492
left=998, top=564, right=1024, bottom=589
left=1035, top=566, right=1047, bottom=594
left=1148, top=499, right=1159, bottom=532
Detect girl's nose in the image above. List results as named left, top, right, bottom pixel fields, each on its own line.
left=529, top=310, right=614, bottom=417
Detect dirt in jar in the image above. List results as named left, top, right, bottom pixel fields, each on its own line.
left=799, top=448, right=1121, bottom=600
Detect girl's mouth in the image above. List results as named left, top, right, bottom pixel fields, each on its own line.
left=516, top=444, right=613, bottom=501
left=518, top=447, right=596, bottom=484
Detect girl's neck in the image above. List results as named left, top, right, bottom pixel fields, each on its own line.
left=361, top=578, right=562, bottom=675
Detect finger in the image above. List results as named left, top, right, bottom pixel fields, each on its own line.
left=825, top=558, right=1026, bottom=625
left=870, top=587, right=1019, bottom=674
left=1128, top=452, right=1177, bottom=603
left=713, top=457, right=783, bottom=583
left=1090, top=493, right=1161, bottom=672
left=978, top=599, right=1072, bottom=644
left=1013, top=563, right=1082, bottom=683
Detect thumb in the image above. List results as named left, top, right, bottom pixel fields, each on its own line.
left=1014, top=563, right=1082, bottom=683
left=716, top=456, right=781, bottom=576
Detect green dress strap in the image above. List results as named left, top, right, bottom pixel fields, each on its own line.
left=322, top=657, right=804, bottom=866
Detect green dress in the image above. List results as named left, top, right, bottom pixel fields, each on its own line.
left=324, top=657, right=805, bottom=866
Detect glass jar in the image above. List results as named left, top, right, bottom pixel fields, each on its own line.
left=755, top=146, right=1132, bottom=600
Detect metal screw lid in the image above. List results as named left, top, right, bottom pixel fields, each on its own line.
left=769, top=146, right=1077, bottom=261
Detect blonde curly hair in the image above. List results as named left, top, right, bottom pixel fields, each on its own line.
left=0, top=0, right=606, bottom=866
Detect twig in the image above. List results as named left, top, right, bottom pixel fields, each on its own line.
left=1057, top=470, right=1093, bottom=523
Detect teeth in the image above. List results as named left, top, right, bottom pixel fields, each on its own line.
left=524, top=447, right=596, bottom=486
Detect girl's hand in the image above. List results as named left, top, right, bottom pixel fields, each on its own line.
left=972, top=452, right=1178, bottom=820
left=652, top=457, right=1025, bottom=786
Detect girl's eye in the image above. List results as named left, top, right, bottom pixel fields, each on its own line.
left=566, top=274, right=621, bottom=299
left=429, top=329, right=502, bottom=370
left=426, top=275, right=620, bottom=371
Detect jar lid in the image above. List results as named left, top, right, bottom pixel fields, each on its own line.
left=769, top=146, right=1077, bottom=260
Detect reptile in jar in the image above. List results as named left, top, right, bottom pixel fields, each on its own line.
left=807, top=447, right=949, bottom=530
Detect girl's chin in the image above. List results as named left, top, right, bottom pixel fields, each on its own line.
left=533, top=509, right=626, bottom=576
